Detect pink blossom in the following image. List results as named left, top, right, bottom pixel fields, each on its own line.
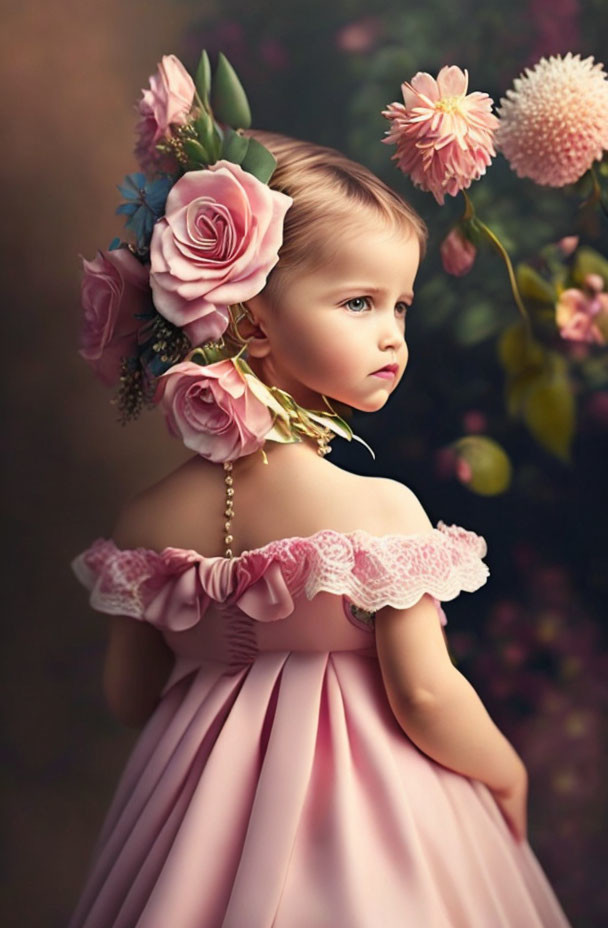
left=462, top=409, right=487, bottom=433
left=382, top=66, right=499, bottom=205
left=455, top=457, right=473, bottom=484
left=440, top=226, right=477, bottom=276
left=496, top=53, right=608, bottom=187
left=555, top=276, right=608, bottom=344
left=556, top=235, right=579, bottom=256
left=149, top=160, right=293, bottom=346
left=78, top=248, right=151, bottom=386
left=154, top=359, right=273, bottom=462
left=259, top=38, right=289, bottom=70
left=336, top=17, right=381, bottom=53
left=134, top=54, right=196, bottom=175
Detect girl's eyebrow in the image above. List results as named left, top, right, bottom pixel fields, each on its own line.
left=326, top=284, right=414, bottom=300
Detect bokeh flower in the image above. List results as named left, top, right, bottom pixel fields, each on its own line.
left=496, top=53, right=608, bottom=186
left=440, top=226, right=477, bottom=276
left=556, top=235, right=579, bottom=257
left=382, top=66, right=499, bottom=205
left=555, top=273, right=608, bottom=344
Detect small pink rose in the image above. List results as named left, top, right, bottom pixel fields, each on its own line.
left=78, top=248, right=152, bottom=386
left=440, top=226, right=477, bottom=276
left=555, top=287, right=608, bottom=344
left=134, top=54, right=196, bottom=175
left=555, top=236, right=579, bottom=257
left=149, top=161, right=293, bottom=346
left=154, top=358, right=273, bottom=462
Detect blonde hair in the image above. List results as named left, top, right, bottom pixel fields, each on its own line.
left=243, top=129, right=427, bottom=304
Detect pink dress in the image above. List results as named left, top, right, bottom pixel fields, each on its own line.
left=69, top=521, right=572, bottom=928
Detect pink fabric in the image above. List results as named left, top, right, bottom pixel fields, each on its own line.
left=68, top=523, right=572, bottom=927
left=71, top=521, right=488, bottom=628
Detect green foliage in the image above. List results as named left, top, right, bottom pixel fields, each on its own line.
left=522, top=371, right=575, bottom=463
left=195, top=50, right=212, bottom=108
left=452, top=436, right=512, bottom=495
left=240, top=138, right=277, bottom=183
left=211, top=52, right=252, bottom=129
left=572, top=246, right=608, bottom=287
left=221, top=127, right=250, bottom=164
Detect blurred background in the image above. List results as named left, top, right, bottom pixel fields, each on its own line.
left=3, top=0, right=608, bottom=924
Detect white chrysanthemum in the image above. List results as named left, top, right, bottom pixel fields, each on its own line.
left=495, top=53, right=608, bottom=186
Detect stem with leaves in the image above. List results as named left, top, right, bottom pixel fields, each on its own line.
left=461, top=190, right=533, bottom=339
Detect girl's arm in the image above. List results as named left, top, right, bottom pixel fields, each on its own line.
left=375, top=594, right=525, bottom=793
left=374, top=481, right=526, bottom=793
left=102, top=493, right=175, bottom=728
left=103, top=615, right=174, bottom=728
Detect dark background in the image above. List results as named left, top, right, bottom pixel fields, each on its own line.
left=3, top=0, right=608, bottom=924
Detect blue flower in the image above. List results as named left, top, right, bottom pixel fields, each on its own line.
left=116, top=173, right=173, bottom=250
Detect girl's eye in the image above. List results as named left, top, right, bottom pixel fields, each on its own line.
left=344, top=296, right=371, bottom=313
left=396, top=302, right=409, bottom=317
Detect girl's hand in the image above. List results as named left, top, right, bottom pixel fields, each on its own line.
left=488, top=762, right=529, bottom=843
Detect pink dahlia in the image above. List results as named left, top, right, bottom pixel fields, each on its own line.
left=382, top=65, right=499, bottom=205
left=496, top=53, right=608, bottom=187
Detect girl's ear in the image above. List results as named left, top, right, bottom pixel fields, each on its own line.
left=240, top=294, right=272, bottom=358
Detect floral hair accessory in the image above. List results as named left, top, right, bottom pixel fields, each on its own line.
left=154, top=358, right=274, bottom=462
left=77, top=49, right=373, bottom=464
left=149, top=161, right=292, bottom=346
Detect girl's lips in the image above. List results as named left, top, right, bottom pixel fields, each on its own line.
left=371, top=364, right=398, bottom=379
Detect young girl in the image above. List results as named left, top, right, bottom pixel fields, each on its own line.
left=70, top=128, right=572, bottom=926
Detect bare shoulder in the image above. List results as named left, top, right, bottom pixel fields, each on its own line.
left=112, top=455, right=223, bottom=554
left=355, top=475, right=436, bottom=536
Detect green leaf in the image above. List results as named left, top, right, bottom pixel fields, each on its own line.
left=505, top=369, right=541, bottom=418
left=516, top=263, right=556, bottom=304
left=195, top=50, right=212, bottom=108
left=211, top=52, right=252, bottom=129
left=349, top=432, right=376, bottom=460
left=572, top=246, right=608, bottom=288
left=522, top=373, right=575, bottom=463
left=497, top=323, right=544, bottom=375
left=453, top=436, right=512, bottom=495
left=306, top=411, right=352, bottom=440
left=241, top=138, right=277, bottom=184
left=264, top=423, right=300, bottom=444
left=221, top=127, right=250, bottom=165
left=183, top=138, right=209, bottom=166
left=242, top=373, right=289, bottom=420
left=193, top=111, right=216, bottom=154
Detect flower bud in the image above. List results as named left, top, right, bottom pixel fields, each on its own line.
left=440, top=226, right=477, bottom=277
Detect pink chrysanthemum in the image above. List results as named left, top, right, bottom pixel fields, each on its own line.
left=496, top=53, right=608, bottom=187
left=382, top=65, right=499, bottom=205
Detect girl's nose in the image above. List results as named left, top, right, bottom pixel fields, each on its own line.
left=378, top=311, right=405, bottom=350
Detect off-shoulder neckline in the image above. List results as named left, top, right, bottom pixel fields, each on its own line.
left=103, top=521, right=472, bottom=564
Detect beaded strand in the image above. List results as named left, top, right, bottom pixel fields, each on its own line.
left=223, top=461, right=235, bottom=558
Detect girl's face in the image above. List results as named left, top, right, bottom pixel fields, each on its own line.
left=245, top=219, right=420, bottom=412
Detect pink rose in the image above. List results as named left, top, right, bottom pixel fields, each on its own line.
left=154, top=358, right=273, bottom=462
left=149, top=160, right=293, bottom=346
left=440, top=226, right=477, bottom=276
left=78, top=248, right=152, bottom=386
left=134, top=54, right=196, bottom=175
left=555, top=283, right=608, bottom=345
